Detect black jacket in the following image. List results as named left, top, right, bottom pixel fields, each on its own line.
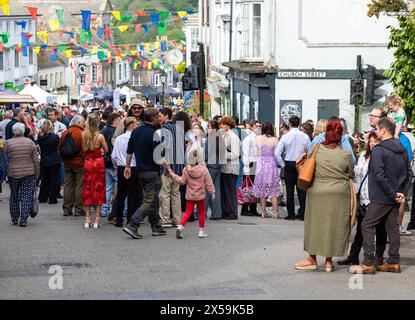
left=369, top=138, right=411, bottom=205
left=100, top=126, right=116, bottom=169
left=38, top=133, right=61, bottom=167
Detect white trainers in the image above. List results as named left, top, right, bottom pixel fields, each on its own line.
left=198, top=228, right=208, bottom=238
left=84, top=223, right=90, bottom=229
left=400, top=226, right=412, bottom=236
left=176, top=225, right=184, bottom=239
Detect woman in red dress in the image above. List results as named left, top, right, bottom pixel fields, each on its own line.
left=82, top=113, right=108, bottom=228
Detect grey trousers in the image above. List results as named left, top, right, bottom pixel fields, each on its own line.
left=206, top=167, right=222, bottom=218
left=362, top=202, right=400, bottom=265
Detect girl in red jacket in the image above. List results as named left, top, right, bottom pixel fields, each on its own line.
left=163, top=148, right=215, bottom=239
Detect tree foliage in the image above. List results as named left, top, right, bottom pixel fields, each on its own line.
left=385, top=15, right=415, bottom=120
left=367, top=0, right=407, bottom=17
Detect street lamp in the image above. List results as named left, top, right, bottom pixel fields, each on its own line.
left=160, top=70, right=167, bottom=107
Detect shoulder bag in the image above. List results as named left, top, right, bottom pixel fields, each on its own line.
left=296, top=144, right=319, bottom=191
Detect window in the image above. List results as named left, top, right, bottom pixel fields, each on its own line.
left=55, top=72, right=59, bottom=88
left=167, top=69, right=173, bottom=85
left=29, top=47, right=33, bottom=65
left=91, top=64, right=98, bottom=82
left=6, top=21, right=9, bottom=33
left=50, top=74, right=54, bottom=89
left=0, top=52, right=3, bottom=71
left=240, top=3, right=262, bottom=59
left=124, top=63, right=127, bottom=79
left=133, top=74, right=143, bottom=86
left=191, top=28, right=199, bottom=51
left=28, top=20, right=32, bottom=33
left=154, top=73, right=160, bottom=86
left=118, top=64, right=122, bottom=81
left=60, top=72, right=64, bottom=87
left=14, top=50, right=19, bottom=68
left=80, top=74, right=85, bottom=84
left=4, top=50, right=9, bottom=70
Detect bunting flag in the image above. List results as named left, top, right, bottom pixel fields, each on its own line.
left=97, top=27, right=104, bottom=37
left=56, top=8, right=64, bottom=27
left=0, top=32, right=9, bottom=44
left=154, top=42, right=160, bottom=49
left=81, top=10, right=91, bottom=31
left=51, top=51, right=58, bottom=60
left=161, top=41, right=167, bottom=52
left=136, top=10, right=147, bottom=17
left=33, top=46, right=40, bottom=54
left=15, top=46, right=22, bottom=53
left=158, top=21, right=166, bottom=35
left=177, top=11, right=188, bottom=18
left=63, top=31, right=74, bottom=39
left=22, top=46, right=28, bottom=57
left=104, top=28, right=111, bottom=38
left=37, top=31, right=48, bottom=44
left=65, top=50, right=72, bottom=58
left=160, top=11, right=170, bottom=20
left=150, top=13, right=159, bottom=26
left=79, top=30, right=92, bottom=43
left=111, top=11, right=121, bottom=21
left=25, top=6, right=38, bottom=20
left=118, top=25, right=128, bottom=33
left=21, top=33, right=31, bottom=46
left=121, top=15, right=132, bottom=21
left=134, top=24, right=142, bottom=32
left=0, top=42, right=3, bottom=52
left=0, top=0, right=10, bottom=16
left=58, top=45, right=68, bottom=52
left=144, top=43, right=150, bottom=51
left=49, top=20, right=59, bottom=32
left=175, top=18, right=180, bottom=23
left=142, top=24, right=149, bottom=35
left=142, top=60, right=148, bottom=69
left=16, top=21, right=27, bottom=29
left=148, top=62, right=152, bottom=70
left=123, top=44, right=130, bottom=51
left=98, top=50, right=105, bottom=62
left=187, top=10, right=193, bottom=14
left=93, top=46, right=98, bottom=54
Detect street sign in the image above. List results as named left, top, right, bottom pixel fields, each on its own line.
left=40, top=79, right=47, bottom=86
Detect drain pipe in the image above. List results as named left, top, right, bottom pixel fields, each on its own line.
left=229, top=0, right=233, bottom=62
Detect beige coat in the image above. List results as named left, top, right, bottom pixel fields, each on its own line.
left=6, top=137, right=40, bottom=179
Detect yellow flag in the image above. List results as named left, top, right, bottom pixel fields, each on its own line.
left=152, top=59, right=159, bottom=65
left=111, top=11, right=121, bottom=21
left=37, top=31, right=48, bottom=44
left=93, top=46, right=98, bottom=54
left=0, top=0, right=10, bottom=15
left=121, top=53, right=126, bottom=57
left=49, top=20, right=59, bottom=32
left=177, top=11, right=188, bottom=18
left=133, top=62, right=138, bottom=70
left=118, top=25, right=128, bottom=32
left=144, top=43, right=150, bottom=51
left=33, top=46, right=40, bottom=54
left=107, top=50, right=111, bottom=57
left=65, top=50, right=72, bottom=59
left=154, top=42, right=160, bottom=49
left=130, top=50, right=137, bottom=56
left=115, top=56, right=122, bottom=62
left=148, top=62, right=152, bottom=70
left=18, top=43, right=22, bottom=48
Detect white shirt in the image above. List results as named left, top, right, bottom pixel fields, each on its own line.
left=275, top=128, right=310, bottom=167
left=0, top=118, right=11, bottom=139
left=242, top=131, right=259, bottom=175
left=111, top=131, right=136, bottom=167
left=37, top=119, right=67, bottom=138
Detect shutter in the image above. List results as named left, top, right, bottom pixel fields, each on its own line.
left=317, top=100, right=339, bottom=121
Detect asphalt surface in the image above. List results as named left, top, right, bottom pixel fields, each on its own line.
left=1, top=184, right=415, bottom=300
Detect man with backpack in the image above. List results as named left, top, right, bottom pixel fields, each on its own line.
left=100, top=113, right=121, bottom=217
left=58, top=115, right=85, bottom=217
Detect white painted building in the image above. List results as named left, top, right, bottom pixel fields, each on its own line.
left=202, top=0, right=396, bottom=131
left=0, top=3, right=37, bottom=91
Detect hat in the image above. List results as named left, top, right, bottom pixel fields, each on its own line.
left=130, top=98, right=145, bottom=108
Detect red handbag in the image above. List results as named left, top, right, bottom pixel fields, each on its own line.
left=237, top=176, right=259, bottom=205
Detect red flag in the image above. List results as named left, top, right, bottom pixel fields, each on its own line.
left=175, top=18, right=180, bottom=22
left=110, top=44, right=116, bottom=50
left=124, top=44, right=130, bottom=51
left=108, top=56, right=112, bottom=63
left=23, top=34, right=33, bottom=40
left=58, top=31, right=63, bottom=38
left=41, top=49, right=45, bottom=56
left=0, top=42, right=3, bottom=52
left=104, top=28, right=111, bottom=38
left=116, top=50, right=121, bottom=57
left=25, top=6, right=38, bottom=20
left=15, top=46, right=22, bottom=53
left=136, top=10, right=147, bottom=17
left=135, top=24, right=142, bottom=32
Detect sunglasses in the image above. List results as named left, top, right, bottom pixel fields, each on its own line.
left=132, top=107, right=143, bottom=111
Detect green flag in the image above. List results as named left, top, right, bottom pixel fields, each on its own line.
left=79, top=30, right=87, bottom=43
left=1, top=32, right=9, bottom=44
left=56, top=8, right=64, bottom=27
left=160, top=12, right=170, bottom=20
left=158, top=21, right=166, bottom=35
left=121, top=15, right=133, bottom=21
left=98, top=50, right=105, bottom=62
left=58, top=45, right=68, bottom=52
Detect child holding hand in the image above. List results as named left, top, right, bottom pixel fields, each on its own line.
left=387, top=93, right=407, bottom=139
left=163, top=148, right=215, bottom=239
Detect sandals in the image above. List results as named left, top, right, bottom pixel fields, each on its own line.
left=325, top=260, right=335, bottom=272
left=294, top=256, right=318, bottom=271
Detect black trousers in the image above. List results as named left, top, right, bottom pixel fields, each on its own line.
left=115, top=166, right=142, bottom=224
left=220, top=173, right=238, bottom=219
left=284, top=161, right=306, bottom=218
left=410, top=181, right=415, bottom=224
left=39, top=164, right=60, bottom=203
left=129, top=171, right=162, bottom=231
left=362, top=202, right=400, bottom=265
left=241, top=174, right=257, bottom=213
left=349, top=209, right=388, bottom=261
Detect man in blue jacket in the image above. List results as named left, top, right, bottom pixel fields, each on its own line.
left=350, top=118, right=411, bottom=274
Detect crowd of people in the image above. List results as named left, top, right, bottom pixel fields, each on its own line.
left=0, top=92, right=414, bottom=274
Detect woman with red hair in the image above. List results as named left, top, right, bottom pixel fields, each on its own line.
left=294, top=117, right=354, bottom=272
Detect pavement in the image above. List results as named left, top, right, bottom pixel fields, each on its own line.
left=1, top=184, right=415, bottom=300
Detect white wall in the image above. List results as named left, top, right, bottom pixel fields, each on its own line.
left=38, top=66, right=66, bottom=91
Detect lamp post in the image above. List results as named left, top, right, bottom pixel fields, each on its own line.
left=160, top=70, right=167, bottom=107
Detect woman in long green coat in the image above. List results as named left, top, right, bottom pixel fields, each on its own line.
left=295, top=118, right=354, bottom=272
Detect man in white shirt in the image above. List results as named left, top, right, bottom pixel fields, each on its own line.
left=47, top=108, right=67, bottom=138
left=275, top=116, right=310, bottom=221
left=110, top=117, right=140, bottom=227
left=241, top=120, right=261, bottom=216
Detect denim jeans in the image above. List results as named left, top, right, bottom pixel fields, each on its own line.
left=102, top=168, right=117, bottom=215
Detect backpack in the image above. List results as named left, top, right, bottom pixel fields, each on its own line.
left=59, top=132, right=80, bottom=160
left=100, top=127, right=115, bottom=167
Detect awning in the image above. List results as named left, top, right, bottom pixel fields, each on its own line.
left=0, top=94, right=37, bottom=104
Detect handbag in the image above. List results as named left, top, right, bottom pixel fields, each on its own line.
left=356, top=172, right=369, bottom=218
left=30, top=187, right=39, bottom=218
left=237, top=176, right=259, bottom=205
left=296, top=144, right=319, bottom=191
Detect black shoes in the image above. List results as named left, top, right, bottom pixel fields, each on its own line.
left=241, top=211, right=254, bottom=217
left=278, top=201, right=286, bottom=207
left=57, top=193, right=63, bottom=199
left=152, top=228, right=167, bottom=236
left=407, top=222, right=415, bottom=230
left=114, top=221, right=123, bottom=228
left=284, top=216, right=295, bottom=221
left=209, top=217, right=222, bottom=220
left=337, top=256, right=359, bottom=266
left=63, top=212, right=73, bottom=216
left=123, top=225, right=143, bottom=239
left=224, top=216, right=238, bottom=220
left=48, top=200, right=58, bottom=204
left=19, top=223, right=27, bottom=227
left=295, top=215, right=304, bottom=221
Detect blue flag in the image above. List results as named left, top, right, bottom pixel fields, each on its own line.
left=150, top=13, right=159, bottom=26
left=16, top=21, right=27, bottom=29
left=21, top=34, right=30, bottom=46
left=22, top=46, right=28, bottom=57
left=142, top=24, right=149, bottom=35
left=81, top=10, right=91, bottom=31
left=161, top=41, right=167, bottom=52
left=97, top=27, right=104, bottom=37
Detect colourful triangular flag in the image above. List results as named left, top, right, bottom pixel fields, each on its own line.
left=25, top=6, right=38, bottom=20
left=111, top=11, right=121, bottom=21
left=118, top=25, right=129, bottom=32
left=135, top=24, right=142, bottom=33
left=0, top=0, right=10, bottom=16
left=56, top=8, right=64, bottom=27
